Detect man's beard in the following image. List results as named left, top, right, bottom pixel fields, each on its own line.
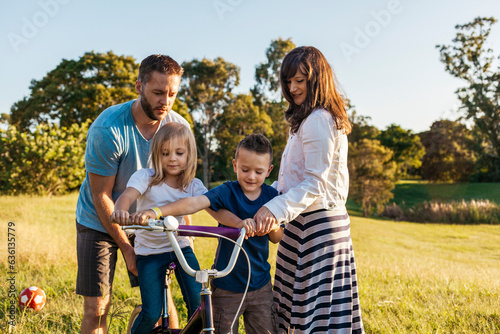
left=140, top=91, right=165, bottom=121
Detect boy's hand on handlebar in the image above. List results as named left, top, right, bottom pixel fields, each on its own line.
left=237, top=218, right=256, bottom=239
left=129, top=210, right=156, bottom=225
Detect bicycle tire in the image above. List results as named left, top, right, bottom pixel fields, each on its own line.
left=126, top=305, right=142, bottom=334
left=126, top=305, right=175, bottom=334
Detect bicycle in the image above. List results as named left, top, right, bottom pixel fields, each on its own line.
left=118, top=216, right=250, bottom=334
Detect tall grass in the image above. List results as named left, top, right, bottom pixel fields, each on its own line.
left=381, top=181, right=500, bottom=224
left=383, top=199, right=500, bottom=224
left=1, top=193, right=499, bottom=333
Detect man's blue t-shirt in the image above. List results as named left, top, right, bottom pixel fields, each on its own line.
left=75, top=100, right=189, bottom=233
left=204, top=181, right=278, bottom=292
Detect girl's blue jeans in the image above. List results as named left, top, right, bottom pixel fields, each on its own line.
left=132, top=247, right=201, bottom=334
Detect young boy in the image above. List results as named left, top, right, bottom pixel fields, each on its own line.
left=145, top=133, right=281, bottom=334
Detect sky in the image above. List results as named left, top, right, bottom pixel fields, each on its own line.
left=1, top=0, right=499, bottom=133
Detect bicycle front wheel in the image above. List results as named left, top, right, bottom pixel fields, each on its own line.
left=126, top=305, right=143, bottom=334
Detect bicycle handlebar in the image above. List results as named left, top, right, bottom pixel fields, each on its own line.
left=120, top=216, right=246, bottom=279
left=176, top=225, right=242, bottom=241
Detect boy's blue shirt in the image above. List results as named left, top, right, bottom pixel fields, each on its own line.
left=204, top=180, right=278, bottom=293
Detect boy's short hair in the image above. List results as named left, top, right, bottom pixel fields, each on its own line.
left=235, top=133, right=273, bottom=164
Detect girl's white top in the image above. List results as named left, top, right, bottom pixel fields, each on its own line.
left=264, top=108, right=349, bottom=223
left=127, top=168, right=207, bottom=256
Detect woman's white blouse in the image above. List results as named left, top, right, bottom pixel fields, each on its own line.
left=264, top=108, right=349, bottom=223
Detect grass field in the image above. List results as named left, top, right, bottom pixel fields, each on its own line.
left=1, top=187, right=499, bottom=333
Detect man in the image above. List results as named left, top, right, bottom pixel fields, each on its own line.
left=75, top=54, right=189, bottom=333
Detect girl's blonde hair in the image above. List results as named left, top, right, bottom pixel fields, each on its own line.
left=148, top=123, right=197, bottom=191
left=280, top=46, right=352, bottom=135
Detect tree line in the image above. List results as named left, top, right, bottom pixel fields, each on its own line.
left=1, top=17, right=498, bottom=216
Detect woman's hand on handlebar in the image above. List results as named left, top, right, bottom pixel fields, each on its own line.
left=253, top=206, right=278, bottom=236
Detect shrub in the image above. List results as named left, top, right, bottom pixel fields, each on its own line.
left=381, top=202, right=405, bottom=221
left=0, top=121, right=89, bottom=196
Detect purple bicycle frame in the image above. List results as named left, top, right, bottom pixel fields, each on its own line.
left=154, top=224, right=242, bottom=334
left=176, top=225, right=241, bottom=241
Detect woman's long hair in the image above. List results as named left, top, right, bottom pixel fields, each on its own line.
left=280, top=46, right=351, bottom=135
left=148, top=123, right=197, bottom=191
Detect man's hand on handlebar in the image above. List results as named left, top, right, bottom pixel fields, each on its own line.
left=110, top=209, right=132, bottom=225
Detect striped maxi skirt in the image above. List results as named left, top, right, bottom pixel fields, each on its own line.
left=273, top=208, right=364, bottom=334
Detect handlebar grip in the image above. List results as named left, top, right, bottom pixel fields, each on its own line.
left=177, top=225, right=241, bottom=241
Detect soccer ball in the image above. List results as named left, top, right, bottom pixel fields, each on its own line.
left=19, top=286, right=46, bottom=311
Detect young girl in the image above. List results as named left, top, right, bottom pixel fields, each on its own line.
left=254, top=46, right=365, bottom=333
left=111, top=122, right=205, bottom=334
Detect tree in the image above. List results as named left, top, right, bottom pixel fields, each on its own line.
left=470, top=122, right=498, bottom=181
left=172, top=98, right=193, bottom=128
left=179, top=58, right=240, bottom=187
left=213, top=94, right=273, bottom=180
left=10, top=51, right=139, bottom=131
left=437, top=17, right=500, bottom=180
left=378, top=124, right=425, bottom=179
left=0, top=121, right=89, bottom=196
left=348, top=139, right=397, bottom=216
left=252, top=37, right=296, bottom=104
left=0, top=113, right=9, bottom=129
left=348, top=108, right=380, bottom=144
left=252, top=38, right=296, bottom=180
left=419, top=120, right=477, bottom=182
left=258, top=101, right=289, bottom=180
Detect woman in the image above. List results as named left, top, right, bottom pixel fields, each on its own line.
left=254, top=46, right=364, bottom=333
